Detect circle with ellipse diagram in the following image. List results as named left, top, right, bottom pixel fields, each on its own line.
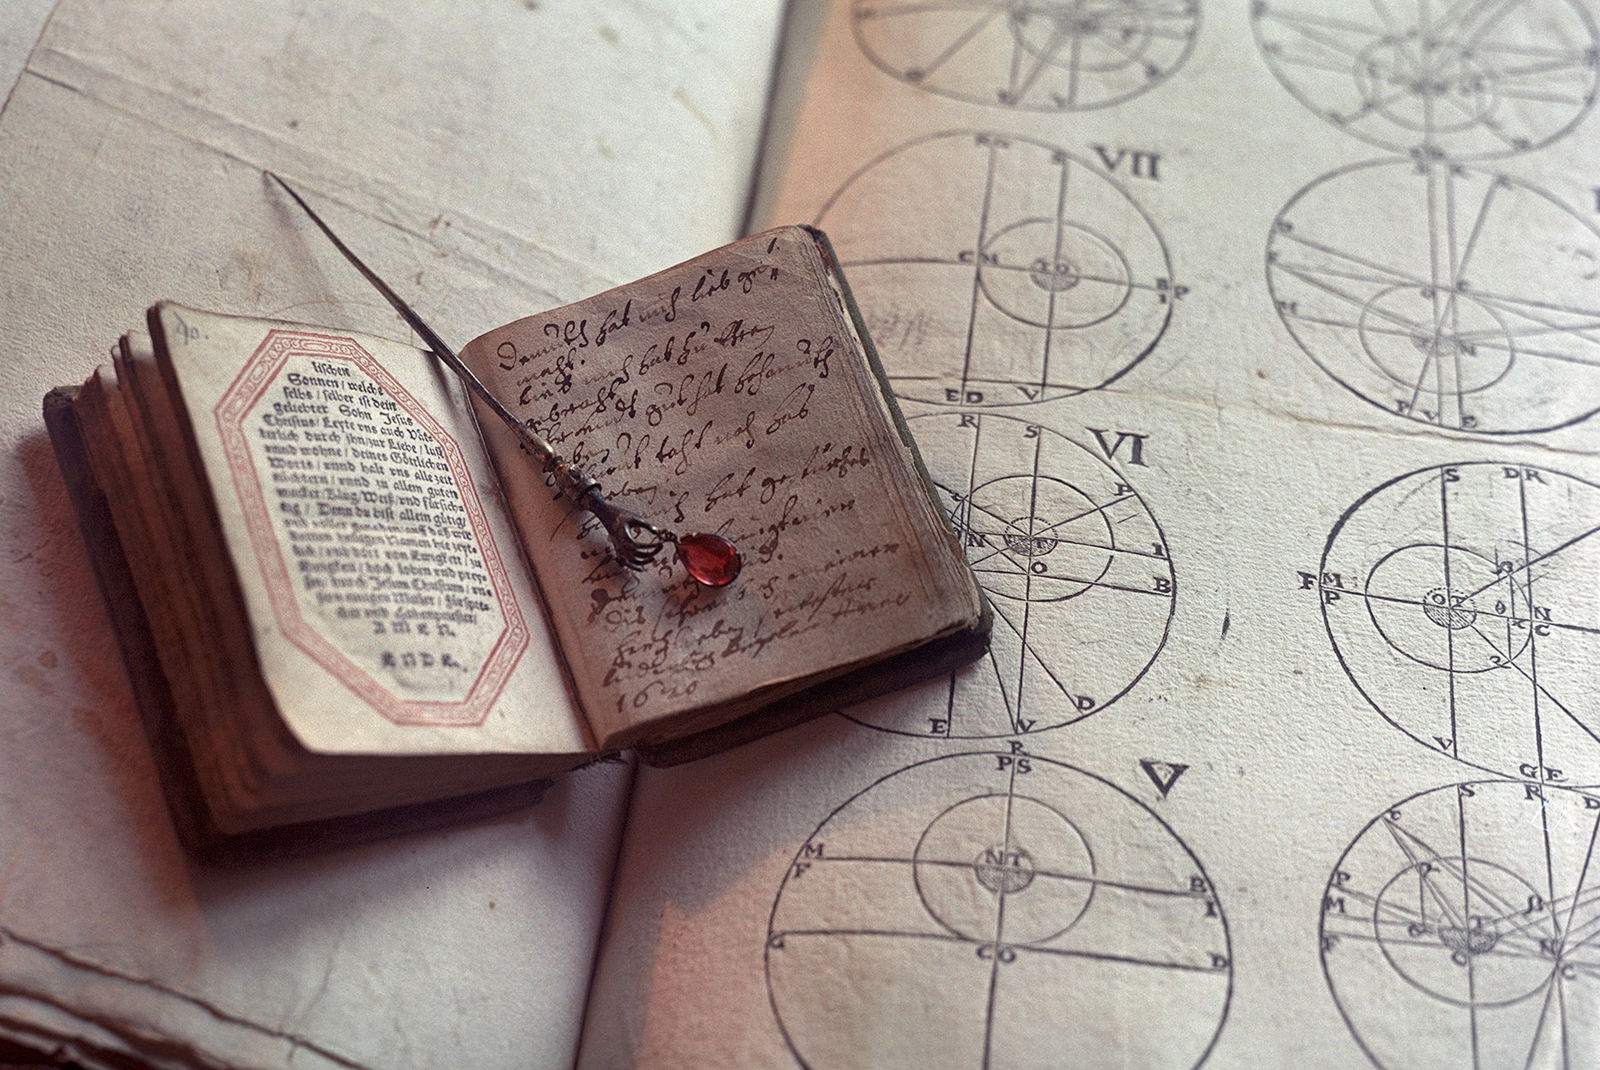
left=1321, top=781, right=1600, bottom=1069
left=852, top=0, right=1200, bottom=112
left=1319, top=461, right=1600, bottom=784
left=1267, top=159, right=1600, bottom=434
left=767, top=752, right=1231, bottom=1070
left=843, top=411, right=1173, bottom=739
left=816, top=131, right=1176, bottom=408
left=1252, top=0, right=1598, bottom=160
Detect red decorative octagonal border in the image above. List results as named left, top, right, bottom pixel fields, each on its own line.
left=213, top=329, right=528, bottom=726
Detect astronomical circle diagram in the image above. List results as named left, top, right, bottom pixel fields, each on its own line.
left=816, top=131, right=1176, bottom=409
left=851, top=0, right=1200, bottom=112
left=1319, top=460, right=1600, bottom=784
left=766, top=752, right=1231, bottom=1070
left=1267, top=158, right=1600, bottom=434
left=1252, top=0, right=1599, bottom=160
left=1321, top=781, right=1600, bottom=1069
left=842, top=411, right=1173, bottom=739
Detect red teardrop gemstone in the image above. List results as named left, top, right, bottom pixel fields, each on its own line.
left=677, top=533, right=741, bottom=587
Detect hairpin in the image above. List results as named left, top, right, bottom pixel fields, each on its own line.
left=267, top=172, right=740, bottom=587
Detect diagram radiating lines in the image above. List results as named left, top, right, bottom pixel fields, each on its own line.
left=1253, top=0, right=1599, bottom=160
left=1318, top=461, right=1600, bottom=784
left=854, top=0, right=1201, bottom=111
left=1268, top=160, right=1600, bottom=434
left=817, top=131, right=1177, bottom=409
left=1323, top=781, right=1600, bottom=1069
left=769, top=752, right=1230, bottom=1069
left=844, top=411, right=1172, bottom=739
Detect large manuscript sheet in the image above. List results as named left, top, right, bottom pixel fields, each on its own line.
left=4, top=0, right=1599, bottom=1065
left=580, top=2, right=1600, bottom=1068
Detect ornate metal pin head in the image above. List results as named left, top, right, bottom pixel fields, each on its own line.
left=267, top=172, right=740, bottom=587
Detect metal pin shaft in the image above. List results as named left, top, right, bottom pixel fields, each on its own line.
left=267, top=171, right=675, bottom=571
left=267, top=172, right=556, bottom=466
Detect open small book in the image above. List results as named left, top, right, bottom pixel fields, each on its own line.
left=46, top=225, right=987, bottom=845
